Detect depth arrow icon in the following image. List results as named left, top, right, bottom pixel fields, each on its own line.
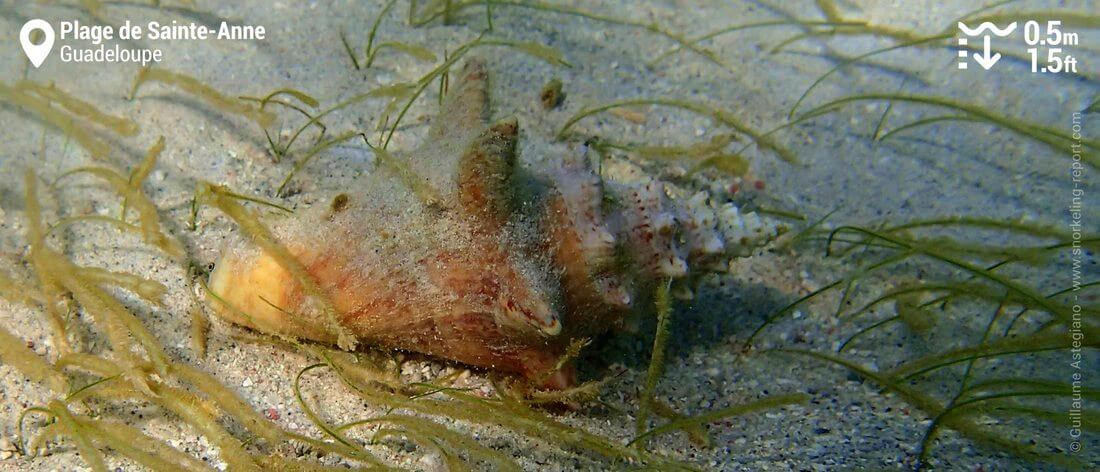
left=972, top=35, right=1001, bottom=70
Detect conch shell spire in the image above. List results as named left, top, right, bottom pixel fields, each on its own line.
left=429, top=58, right=490, bottom=143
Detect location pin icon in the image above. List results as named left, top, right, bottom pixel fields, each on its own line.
left=20, top=19, right=55, bottom=68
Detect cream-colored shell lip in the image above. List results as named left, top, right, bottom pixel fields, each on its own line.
left=207, top=251, right=334, bottom=343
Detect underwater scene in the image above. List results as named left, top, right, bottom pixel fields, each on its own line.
left=0, top=0, right=1097, bottom=470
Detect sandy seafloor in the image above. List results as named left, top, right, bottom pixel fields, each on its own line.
left=0, top=0, right=1098, bottom=470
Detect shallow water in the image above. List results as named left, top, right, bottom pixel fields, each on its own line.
left=0, top=1, right=1097, bottom=470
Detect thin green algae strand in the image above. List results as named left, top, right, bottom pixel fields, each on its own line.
left=0, top=82, right=113, bottom=160
left=129, top=67, right=276, bottom=128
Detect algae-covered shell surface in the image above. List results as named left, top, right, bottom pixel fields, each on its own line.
left=0, top=1, right=1097, bottom=471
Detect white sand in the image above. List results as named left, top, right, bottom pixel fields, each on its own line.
left=0, top=0, right=1097, bottom=470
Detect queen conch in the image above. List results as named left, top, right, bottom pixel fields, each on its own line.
left=207, top=59, right=781, bottom=388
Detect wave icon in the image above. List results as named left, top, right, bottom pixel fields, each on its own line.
left=957, top=21, right=1017, bottom=37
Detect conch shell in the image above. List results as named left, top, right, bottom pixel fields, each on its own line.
left=207, top=59, right=781, bottom=388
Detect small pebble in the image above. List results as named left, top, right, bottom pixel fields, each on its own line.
left=538, top=78, right=565, bottom=110
left=265, top=408, right=280, bottom=420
